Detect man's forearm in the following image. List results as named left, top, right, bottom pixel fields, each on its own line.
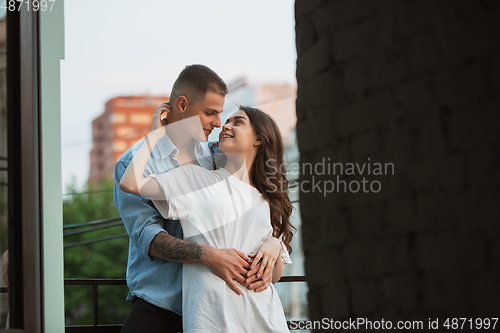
left=149, top=232, right=211, bottom=264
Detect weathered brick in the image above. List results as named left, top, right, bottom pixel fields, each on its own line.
left=382, top=274, right=418, bottom=316
left=367, top=48, right=406, bottom=88
left=435, top=9, right=474, bottom=69
left=320, top=200, right=349, bottom=246
left=344, top=240, right=377, bottom=279
left=394, top=0, right=437, bottom=37
left=407, top=32, right=440, bottom=75
left=446, top=109, right=472, bottom=150
left=466, top=2, right=500, bottom=58
left=297, top=36, right=331, bottom=81
left=444, top=279, right=472, bottom=317
left=472, top=275, right=500, bottom=317
left=306, top=288, right=323, bottom=321
left=351, top=203, right=384, bottom=239
left=303, top=69, right=345, bottom=109
left=453, top=194, right=480, bottom=233
left=394, top=76, right=439, bottom=116
left=332, top=17, right=382, bottom=62
left=435, top=154, right=465, bottom=192
left=335, top=105, right=369, bottom=137
left=416, top=192, right=455, bottom=232
left=344, top=59, right=368, bottom=94
left=295, top=0, right=326, bottom=20
left=483, top=98, right=500, bottom=149
left=488, top=53, right=500, bottom=93
left=351, top=279, right=381, bottom=314
left=298, top=0, right=500, bottom=323
left=304, top=252, right=345, bottom=287
left=375, top=237, right=411, bottom=276
left=406, top=159, right=441, bottom=192
left=414, top=233, right=446, bottom=272
left=295, top=115, right=315, bottom=155
left=321, top=285, right=350, bottom=318
left=421, top=274, right=449, bottom=314
left=383, top=120, right=413, bottom=170
left=415, top=115, right=447, bottom=161
left=336, top=90, right=396, bottom=137
left=338, top=0, right=379, bottom=24
left=434, top=68, right=472, bottom=111
left=351, top=130, right=381, bottom=163
left=295, top=15, right=317, bottom=57
left=386, top=198, right=416, bottom=235
left=414, top=232, right=485, bottom=276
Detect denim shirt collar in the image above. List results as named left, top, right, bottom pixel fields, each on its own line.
left=156, top=133, right=177, bottom=160
left=132, top=133, right=213, bottom=169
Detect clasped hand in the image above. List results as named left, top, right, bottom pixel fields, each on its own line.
left=209, top=237, right=282, bottom=295
left=244, top=237, right=281, bottom=292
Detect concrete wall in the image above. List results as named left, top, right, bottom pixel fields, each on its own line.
left=295, top=0, right=500, bottom=325
left=40, top=1, right=66, bottom=331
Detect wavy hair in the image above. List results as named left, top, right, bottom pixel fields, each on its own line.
left=239, top=106, right=295, bottom=254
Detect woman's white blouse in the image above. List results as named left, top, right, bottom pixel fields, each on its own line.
left=151, top=164, right=291, bottom=333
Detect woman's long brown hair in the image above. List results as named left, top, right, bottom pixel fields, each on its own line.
left=240, top=106, right=296, bottom=254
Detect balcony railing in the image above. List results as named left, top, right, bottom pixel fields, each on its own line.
left=64, top=276, right=307, bottom=333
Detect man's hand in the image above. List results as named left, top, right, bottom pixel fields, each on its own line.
left=244, top=266, right=273, bottom=292
left=245, top=237, right=281, bottom=289
left=152, top=102, right=171, bottom=131
left=149, top=234, right=250, bottom=295
left=204, top=247, right=250, bottom=296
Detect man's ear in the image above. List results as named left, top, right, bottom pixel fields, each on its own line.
left=176, top=96, right=188, bottom=113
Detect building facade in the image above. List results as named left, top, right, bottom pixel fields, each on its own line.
left=88, top=95, right=169, bottom=184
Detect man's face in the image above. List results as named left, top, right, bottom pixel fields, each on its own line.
left=183, top=91, right=224, bottom=141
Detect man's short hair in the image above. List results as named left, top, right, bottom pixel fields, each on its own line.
left=170, top=64, right=228, bottom=105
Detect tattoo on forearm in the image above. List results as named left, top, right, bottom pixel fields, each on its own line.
left=152, top=234, right=202, bottom=261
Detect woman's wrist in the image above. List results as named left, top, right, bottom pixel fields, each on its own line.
left=272, top=236, right=286, bottom=263
left=271, top=236, right=282, bottom=249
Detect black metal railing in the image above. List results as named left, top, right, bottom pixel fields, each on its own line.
left=64, top=276, right=308, bottom=333
left=64, top=278, right=125, bottom=333
left=63, top=217, right=128, bottom=249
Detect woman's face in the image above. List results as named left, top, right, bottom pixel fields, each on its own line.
left=218, top=110, right=259, bottom=156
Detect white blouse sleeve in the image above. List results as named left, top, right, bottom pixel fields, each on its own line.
left=150, top=167, right=193, bottom=220
left=279, top=235, right=293, bottom=267
left=150, top=164, right=221, bottom=220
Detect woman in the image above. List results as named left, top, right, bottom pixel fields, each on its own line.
left=120, top=106, right=295, bottom=333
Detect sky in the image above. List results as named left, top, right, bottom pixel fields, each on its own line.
left=60, top=0, right=297, bottom=191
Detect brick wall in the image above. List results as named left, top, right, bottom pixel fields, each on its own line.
left=295, top=0, right=500, bottom=325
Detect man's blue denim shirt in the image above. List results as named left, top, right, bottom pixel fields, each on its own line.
left=113, top=134, right=223, bottom=315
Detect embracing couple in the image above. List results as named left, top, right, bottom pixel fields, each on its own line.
left=114, top=65, right=295, bottom=333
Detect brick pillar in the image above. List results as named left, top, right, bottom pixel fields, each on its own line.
left=295, top=0, right=500, bottom=326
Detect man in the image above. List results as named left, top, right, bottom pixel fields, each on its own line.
left=114, top=65, right=280, bottom=332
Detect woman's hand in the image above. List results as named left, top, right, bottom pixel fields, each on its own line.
left=245, top=237, right=281, bottom=291
left=152, top=102, right=171, bottom=131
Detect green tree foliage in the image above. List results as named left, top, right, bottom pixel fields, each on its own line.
left=63, top=177, right=130, bottom=325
